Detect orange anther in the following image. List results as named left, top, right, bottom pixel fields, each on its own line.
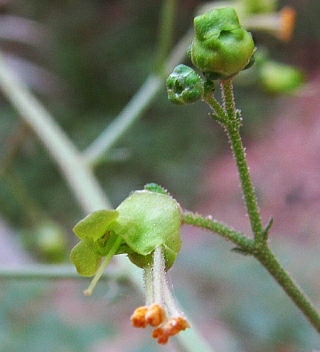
left=131, top=306, right=148, bottom=328
left=162, top=316, right=190, bottom=337
left=152, top=327, right=170, bottom=345
left=145, top=304, right=166, bottom=327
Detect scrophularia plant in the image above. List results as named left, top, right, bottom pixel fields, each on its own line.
left=71, top=6, right=320, bottom=346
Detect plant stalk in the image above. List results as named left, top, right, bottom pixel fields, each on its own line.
left=201, top=79, right=320, bottom=334
left=254, top=244, right=320, bottom=333
left=220, top=80, right=264, bottom=241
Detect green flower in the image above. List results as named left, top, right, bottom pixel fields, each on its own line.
left=70, top=186, right=189, bottom=343
left=70, top=186, right=182, bottom=278
left=189, top=7, right=255, bottom=80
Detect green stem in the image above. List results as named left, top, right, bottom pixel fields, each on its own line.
left=196, top=79, right=320, bottom=332
left=202, top=93, right=228, bottom=124
left=182, top=211, right=254, bottom=252
left=219, top=79, right=237, bottom=120
left=154, top=0, right=177, bottom=74
left=253, top=245, right=320, bottom=333
left=226, top=123, right=264, bottom=239
left=219, top=80, right=264, bottom=241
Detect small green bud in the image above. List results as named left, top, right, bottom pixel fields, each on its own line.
left=189, top=7, right=255, bottom=80
left=259, top=61, right=304, bottom=94
left=166, top=64, right=204, bottom=105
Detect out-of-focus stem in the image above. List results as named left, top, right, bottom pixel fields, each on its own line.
left=0, top=53, right=112, bottom=213
left=82, top=29, right=193, bottom=167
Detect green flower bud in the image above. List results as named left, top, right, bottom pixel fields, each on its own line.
left=189, top=7, right=255, bottom=80
left=111, top=190, right=181, bottom=269
left=259, top=61, right=304, bottom=94
left=166, top=64, right=204, bottom=105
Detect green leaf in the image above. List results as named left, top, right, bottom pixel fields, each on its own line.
left=73, top=210, right=119, bottom=241
left=70, top=240, right=101, bottom=277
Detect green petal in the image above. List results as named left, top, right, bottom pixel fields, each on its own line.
left=70, top=241, right=101, bottom=277
left=111, top=190, right=181, bottom=268
left=127, top=252, right=153, bottom=269
left=73, top=209, right=119, bottom=241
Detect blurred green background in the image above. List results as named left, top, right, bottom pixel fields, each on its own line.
left=1, top=0, right=320, bottom=351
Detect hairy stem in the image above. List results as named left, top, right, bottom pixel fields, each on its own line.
left=219, top=79, right=237, bottom=120
left=253, top=245, right=320, bottom=333
left=219, top=80, right=264, bottom=241
left=182, top=211, right=254, bottom=252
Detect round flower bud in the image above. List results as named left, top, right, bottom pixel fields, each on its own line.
left=189, top=7, right=255, bottom=80
left=166, top=64, right=204, bottom=105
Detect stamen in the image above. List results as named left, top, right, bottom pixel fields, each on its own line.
left=131, top=246, right=190, bottom=344
left=143, top=266, right=154, bottom=306
left=131, top=306, right=148, bottom=328
left=152, top=316, right=190, bottom=344
left=152, top=246, right=165, bottom=305
left=145, top=304, right=166, bottom=327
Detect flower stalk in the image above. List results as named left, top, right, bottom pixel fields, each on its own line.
left=219, top=80, right=265, bottom=241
